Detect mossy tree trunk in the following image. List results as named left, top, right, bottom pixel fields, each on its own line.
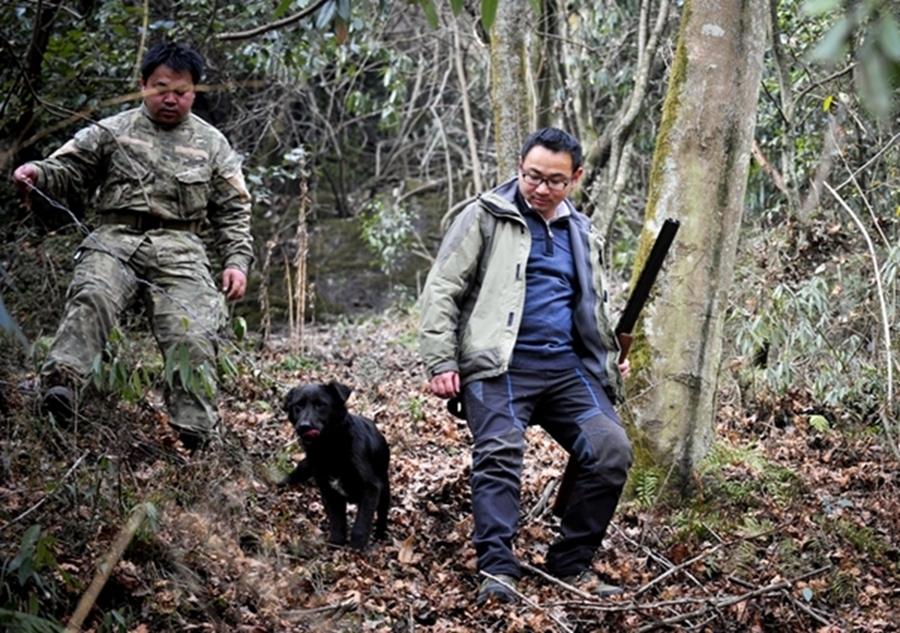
left=628, top=0, right=767, bottom=491
left=489, top=0, right=532, bottom=181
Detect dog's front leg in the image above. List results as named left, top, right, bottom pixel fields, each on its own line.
left=374, top=478, right=390, bottom=541
left=320, top=485, right=348, bottom=546
left=279, top=459, right=313, bottom=487
left=349, top=481, right=384, bottom=550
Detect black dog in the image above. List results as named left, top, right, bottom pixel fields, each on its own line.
left=280, top=381, right=390, bottom=550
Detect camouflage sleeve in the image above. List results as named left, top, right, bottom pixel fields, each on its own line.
left=207, top=142, right=254, bottom=274
left=31, top=124, right=111, bottom=210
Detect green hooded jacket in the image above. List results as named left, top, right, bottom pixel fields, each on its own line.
left=419, top=178, right=624, bottom=403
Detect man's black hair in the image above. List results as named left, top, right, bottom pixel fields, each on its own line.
left=140, top=43, right=204, bottom=84
left=520, top=128, right=584, bottom=171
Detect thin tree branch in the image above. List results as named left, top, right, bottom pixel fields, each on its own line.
left=216, top=0, right=330, bottom=41
left=823, top=181, right=898, bottom=460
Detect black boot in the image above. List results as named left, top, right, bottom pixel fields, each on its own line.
left=41, top=384, right=75, bottom=424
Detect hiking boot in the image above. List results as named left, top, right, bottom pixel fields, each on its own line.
left=475, top=573, right=518, bottom=605
left=559, top=570, right=624, bottom=598
left=173, top=427, right=211, bottom=454
left=41, top=385, right=75, bottom=424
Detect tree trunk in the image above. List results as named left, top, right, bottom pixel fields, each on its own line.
left=534, top=0, right=562, bottom=130
left=628, top=0, right=767, bottom=491
left=489, top=0, right=532, bottom=181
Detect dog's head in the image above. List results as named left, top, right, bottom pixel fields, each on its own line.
left=284, top=381, right=352, bottom=444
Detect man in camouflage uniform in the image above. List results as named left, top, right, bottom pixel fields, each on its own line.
left=12, top=43, right=253, bottom=451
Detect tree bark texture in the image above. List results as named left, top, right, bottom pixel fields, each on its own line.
left=490, top=0, right=532, bottom=181
left=629, top=0, right=767, bottom=489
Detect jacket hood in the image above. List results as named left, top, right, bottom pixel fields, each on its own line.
left=478, top=178, right=522, bottom=217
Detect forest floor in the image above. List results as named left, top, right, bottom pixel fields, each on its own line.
left=1, top=311, right=898, bottom=632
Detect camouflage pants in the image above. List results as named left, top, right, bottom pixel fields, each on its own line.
left=41, top=227, right=225, bottom=434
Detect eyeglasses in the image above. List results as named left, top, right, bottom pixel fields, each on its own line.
left=519, top=170, right=572, bottom=191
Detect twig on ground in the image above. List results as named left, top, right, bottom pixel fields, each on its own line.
left=480, top=570, right=576, bottom=633
left=779, top=588, right=836, bottom=628
left=521, top=562, right=596, bottom=601
left=281, top=592, right=361, bottom=623
left=1, top=451, right=88, bottom=531
left=524, top=478, right=558, bottom=522
left=611, top=523, right=708, bottom=592
left=634, top=544, right=723, bottom=597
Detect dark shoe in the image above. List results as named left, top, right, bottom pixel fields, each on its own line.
left=475, top=574, right=518, bottom=605
left=559, top=570, right=624, bottom=598
left=174, top=427, right=211, bottom=454
left=41, top=385, right=75, bottom=424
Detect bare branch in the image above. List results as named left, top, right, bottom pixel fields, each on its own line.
left=216, top=0, right=330, bottom=42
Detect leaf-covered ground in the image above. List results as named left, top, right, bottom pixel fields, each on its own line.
left=1, top=312, right=898, bottom=632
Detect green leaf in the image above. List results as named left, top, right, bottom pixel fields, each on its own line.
left=859, top=39, right=893, bottom=118
left=164, top=347, right=175, bottom=388
left=219, top=353, right=238, bottom=379
left=316, top=0, right=337, bottom=30
left=481, top=0, right=498, bottom=32
left=422, top=0, right=439, bottom=28
left=273, top=0, right=293, bottom=20
left=337, top=0, right=351, bottom=22
left=809, top=16, right=853, bottom=62
left=179, top=347, right=192, bottom=392
left=801, top=0, right=841, bottom=16
left=809, top=414, right=830, bottom=433
left=823, top=94, right=833, bottom=111
left=876, top=14, right=900, bottom=61
left=449, top=0, right=464, bottom=16
left=233, top=315, right=247, bottom=342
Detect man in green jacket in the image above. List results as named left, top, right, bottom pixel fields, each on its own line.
left=12, top=43, right=253, bottom=452
left=420, top=128, right=632, bottom=604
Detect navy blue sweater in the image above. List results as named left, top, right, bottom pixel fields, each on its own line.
left=510, top=201, right=582, bottom=371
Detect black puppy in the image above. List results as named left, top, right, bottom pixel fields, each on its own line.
left=280, top=381, right=390, bottom=550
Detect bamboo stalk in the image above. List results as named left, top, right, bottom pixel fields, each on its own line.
left=65, top=503, right=149, bottom=633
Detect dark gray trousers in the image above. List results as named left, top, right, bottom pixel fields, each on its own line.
left=462, top=365, right=632, bottom=579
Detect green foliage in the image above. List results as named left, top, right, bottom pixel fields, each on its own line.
left=803, top=0, right=900, bottom=118
left=87, top=325, right=240, bottom=406
left=90, top=327, right=158, bottom=404
left=727, top=248, right=887, bottom=416
left=279, top=355, right=320, bottom=372
left=827, top=516, right=894, bottom=569
left=360, top=199, right=415, bottom=277
left=809, top=414, right=831, bottom=433
left=164, top=346, right=217, bottom=401
left=699, top=440, right=803, bottom=509
left=405, top=395, right=426, bottom=422
left=0, top=526, right=66, bottom=632
left=629, top=467, right=662, bottom=509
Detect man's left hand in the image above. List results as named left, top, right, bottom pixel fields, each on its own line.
left=222, top=268, right=247, bottom=301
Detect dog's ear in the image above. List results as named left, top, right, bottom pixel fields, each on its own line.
left=327, top=381, right=352, bottom=404
left=283, top=387, right=298, bottom=413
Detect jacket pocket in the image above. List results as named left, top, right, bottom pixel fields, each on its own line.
left=175, top=166, right=211, bottom=216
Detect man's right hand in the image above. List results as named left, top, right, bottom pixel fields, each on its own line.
left=12, top=164, right=38, bottom=196
left=428, top=371, right=460, bottom=399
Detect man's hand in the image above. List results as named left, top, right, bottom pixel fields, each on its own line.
left=12, top=164, right=38, bottom=196
left=222, top=268, right=247, bottom=301
left=428, top=371, right=460, bottom=399
left=619, top=358, right=631, bottom=379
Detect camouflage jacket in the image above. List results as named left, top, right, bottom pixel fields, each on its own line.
left=30, top=104, right=254, bottom=273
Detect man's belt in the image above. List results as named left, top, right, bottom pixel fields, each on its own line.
left=99, top=211, right=200, bottom=233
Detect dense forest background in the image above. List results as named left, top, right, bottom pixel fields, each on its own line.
left=1, top=0, right=900, bottom=631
